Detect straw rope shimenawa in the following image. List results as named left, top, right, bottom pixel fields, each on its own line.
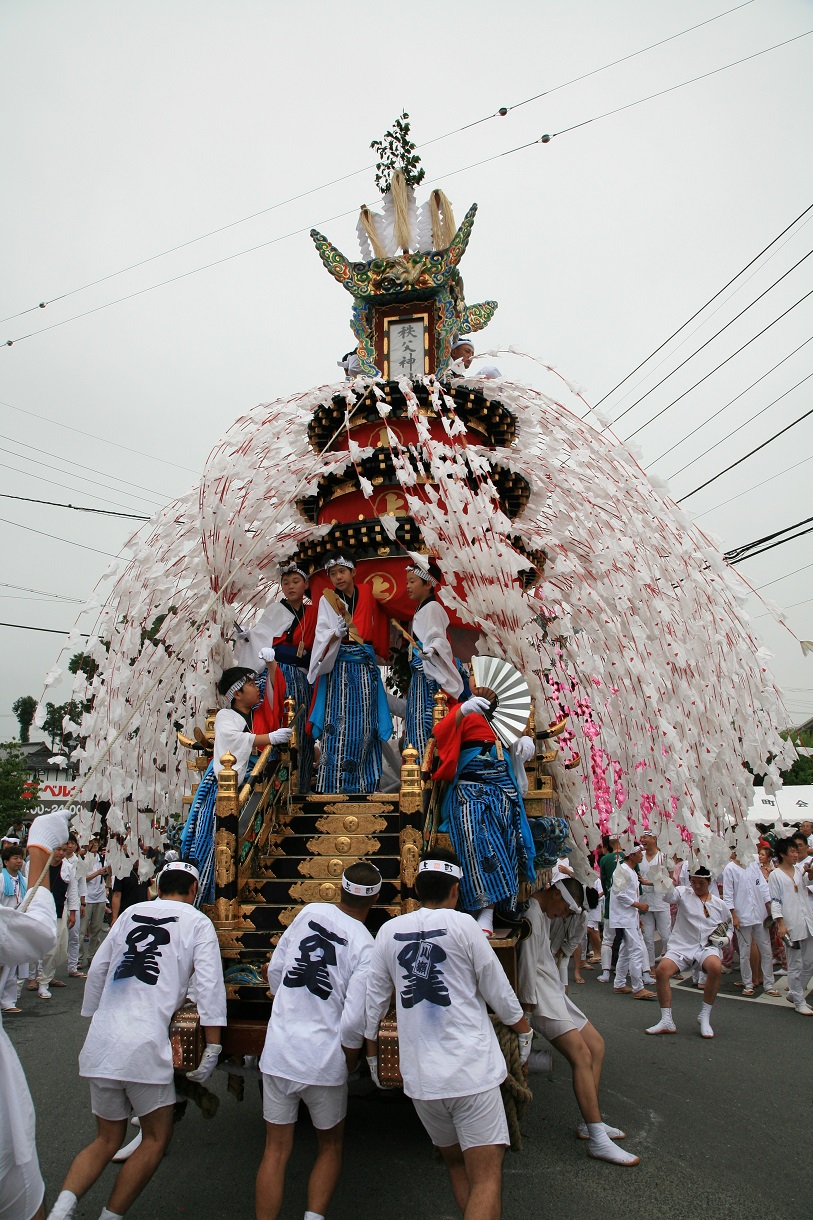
left=429, top=188, right=457, bottom=251
left=490, top=1015, right=533, bottom=1151
left=358, top=205, right=387, bottom=259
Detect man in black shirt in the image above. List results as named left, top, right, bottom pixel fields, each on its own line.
left=110, top=864, right=149, bottom=924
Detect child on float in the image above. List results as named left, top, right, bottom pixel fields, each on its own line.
left=518, top=867, right=641, bottom=1166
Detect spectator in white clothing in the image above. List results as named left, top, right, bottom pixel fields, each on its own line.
left=79, top=838, right=109, bottom=970
left=721, top=850, right=775, bottom=997
left=638, top=832, right=670, bottom=971
left=768, top=836, right=813, bottom=1016
left=364, top=849, right=532, bottom=1220
left=63, top=835, right=87, bottom=979
left=610, top=845, right=655, bottom=1001
left=1, top=844, right=28, bottom=1014
left=38, top=847, right=79, bottom=999
left=255, top=861, right=382, bottom=1220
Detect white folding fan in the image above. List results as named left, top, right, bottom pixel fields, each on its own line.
left=469, top=655, right=532, bottom=746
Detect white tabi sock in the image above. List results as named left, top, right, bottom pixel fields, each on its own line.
left=304, top=1212, right=326, bottom=1220
left=48, top=1191, right=77, bottom=1219
left=98, top=1209, right=124, bottom=1220
left=698, top=1001, right=714, bottom=1037
left=645, top=1007, right=676, bottom=1035
left=586, top=1123, right=639, bottom=1166
left=475, top=908, right=494, bottom=934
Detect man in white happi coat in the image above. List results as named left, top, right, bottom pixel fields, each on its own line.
left=364, top=849, right=532, bottom=1220
left=256, top=861, right=382, bottom=1220
left=645, top=865, right=732, bottom=1039
left=722, top=849, right=774, bottom=997
left=37, top=840, right=80, bottom=1000
left=63, top=835, right=87, bottom=979
left=0, top=809, right=67, bottom=1220
left=769, top=834, right=813, bottom=1015
left=610, top=844, right=655, bottom=1001
left=48, top=861, right=226, bottom=1220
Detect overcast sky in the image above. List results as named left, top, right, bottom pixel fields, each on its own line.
left=1, top=0, right=811, bottom=740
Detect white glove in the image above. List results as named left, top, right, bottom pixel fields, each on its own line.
left=27, top=810, right=71, bottom=852
left=258, top=647, right=276, bottom=664
left=421, top=643, right=436, bottom=658
left=366, top=1054, right=382, bottom=1089
left=334, top=621, right=349, bottom=640
left=233, top=625, right=249, bottom=640
left=269, top=727, right=293, bottom=747
left=459, top=696, right=490, bottom=717
left=187, top=1043, right=221, bottom=1083
left=514, top=736, right=536, bottom=763
left=517, top=1030, right=533, bottom=1067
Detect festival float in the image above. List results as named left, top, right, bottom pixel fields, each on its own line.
left=62, top=120, right=794, bottom=1068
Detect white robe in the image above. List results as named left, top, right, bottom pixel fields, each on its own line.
left=0, top=890, right=57, bottom=1175
left=234, top=602, right=295, bottom=670
left=212, top=707, right=256, bottom=784
left=411, top=601, right=463, bottom=699
left=308, top=596, right=346, bottom=683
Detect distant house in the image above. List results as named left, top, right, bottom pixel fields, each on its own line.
left=0, top=740, right=83, bottom=817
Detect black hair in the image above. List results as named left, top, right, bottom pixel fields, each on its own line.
left=217, top=667, right=257, bottom=699
left=414, top=847, right=461, bottom=904
left=774, top=836, right=798, bottom=860
left=690, top=866, right=711, bottom=878
left=2, top=844, right=24, bottom=864
left=67, top=834, right=79, bottom=847
left=791, top=832, right=808, bottom=846
left=158, top=867, right=197, bottom=896
left=584, top=884, right=600, bottom=911
left=561, top=876, right=585, bottom=908
left=340, top=861, right=382, bottom=910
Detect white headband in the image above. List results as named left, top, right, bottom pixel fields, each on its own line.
left=160, top=861, right=200, bottom=884
left=554, top=880, right=581, bottom=914
left=280, top=563, right=308, bottom=580
left=418, top=859, right=462, bottom=879
left=342, top=873, right=382, bottom=897
left=406, top=564, right=439, bottom=588
left=223, top=672, right=255, bottom=703
left=326, top=556, right=355, bottom=571
left=451, top=336, right=474, bottom=350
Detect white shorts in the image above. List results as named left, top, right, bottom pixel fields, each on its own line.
left=531, top=994, right=588, bottom=1043
left=0, top=1154, right=44, bottom=1220
left=412, top=1086, right=509, bottom=1151
left=586, top=910, right=601, bottom=930
left=87, top=1077, right=176, bottom=1121
left=262, top=1074, right=347, bottom=1130
left=664, top=945, right=723, bottom=975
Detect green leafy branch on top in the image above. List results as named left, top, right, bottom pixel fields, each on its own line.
left=371, top=112, right=425, bottom=195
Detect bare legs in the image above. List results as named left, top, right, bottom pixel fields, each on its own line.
left=255, top=1120, right=344, bottom=1220
left=438, top=1143, right=504, bottom=1220
left=550, top=1023, right=604, bottom=1124
left=60, top=1106, right=174, bottom=1216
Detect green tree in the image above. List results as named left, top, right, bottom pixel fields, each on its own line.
left=42, top=700, right=82, bottom=752
left=0, top=742, right=37, bottom=834
left=11, top=695, right=37, bottom=743
left=780, top=729, right=813, bottom=786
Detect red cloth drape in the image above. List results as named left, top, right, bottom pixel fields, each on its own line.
left=252, top=664, right=287, bottom=736
left=432, top=705, right=496, bottom=783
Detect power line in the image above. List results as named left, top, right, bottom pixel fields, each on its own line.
left=0, top=444, right=163, bottom=511
left=665, top=369, right=813, bottom=482
left=612, top=245, right=813, bottom=427
left=552, top=29, right=813, bottom=138
left=757, top=561, right=813, bottom=591
left=0, top=398, right=199, bottom=476
left=0, top=458, right=154, bottom=517
left=0, top=492, right=149, bottom=521
left=594, top=201, right=813, bottom=414
left=5, top=30, right=812, bottom=351
left=0, top=1, right=758, bottom=329
left=725, top=516, right=813, bottom=563
left=624, top=285, right=813, bottom=441
left=729, top=525, right=813, bottom=564
left=0, top=621, right=89, bottom=637
left=0, top=582, right=83, bottom=604
left=649, top=334, right=813, bottom=466
left=1, top=516, right=118, bottom=558
left=693, top=452, right=813, bottom=518
left=0, top=431, right=172, bottom=502
left=754, top=597, right=813, bottom=619
left=678, top=403, right=813, bottom=501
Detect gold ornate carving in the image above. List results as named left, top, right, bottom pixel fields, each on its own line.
left=214, top=833, right=237, bottom=887
left=401, top=898, right=420, bottom=914
left=400, top=826, right=422, bottom=888
left=288, top=880, right=341, bottom=904
left=321, top=801, right=394, bottom=817
left=315, top=813, right=388, bottom=835
left=296, top=857, right=357, bottom=879
left=432, top=690, right=448, bottom=725
left=278, top=907, right=299, bottom=928
left=306, top=834, right=381, bottom=856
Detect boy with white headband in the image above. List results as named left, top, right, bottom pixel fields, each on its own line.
left=48, top=861, right=226, bottom=1220
left=364, top=848, right=532, bottom=1219
left=256, top=860, right=382, bottom=1220
left=609, top=843, right=655, bottom=1001
left=518, top=867, right=641, bottom=1166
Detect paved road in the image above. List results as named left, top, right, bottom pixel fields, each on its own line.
left=6, top=962, right=812, bottom=1219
